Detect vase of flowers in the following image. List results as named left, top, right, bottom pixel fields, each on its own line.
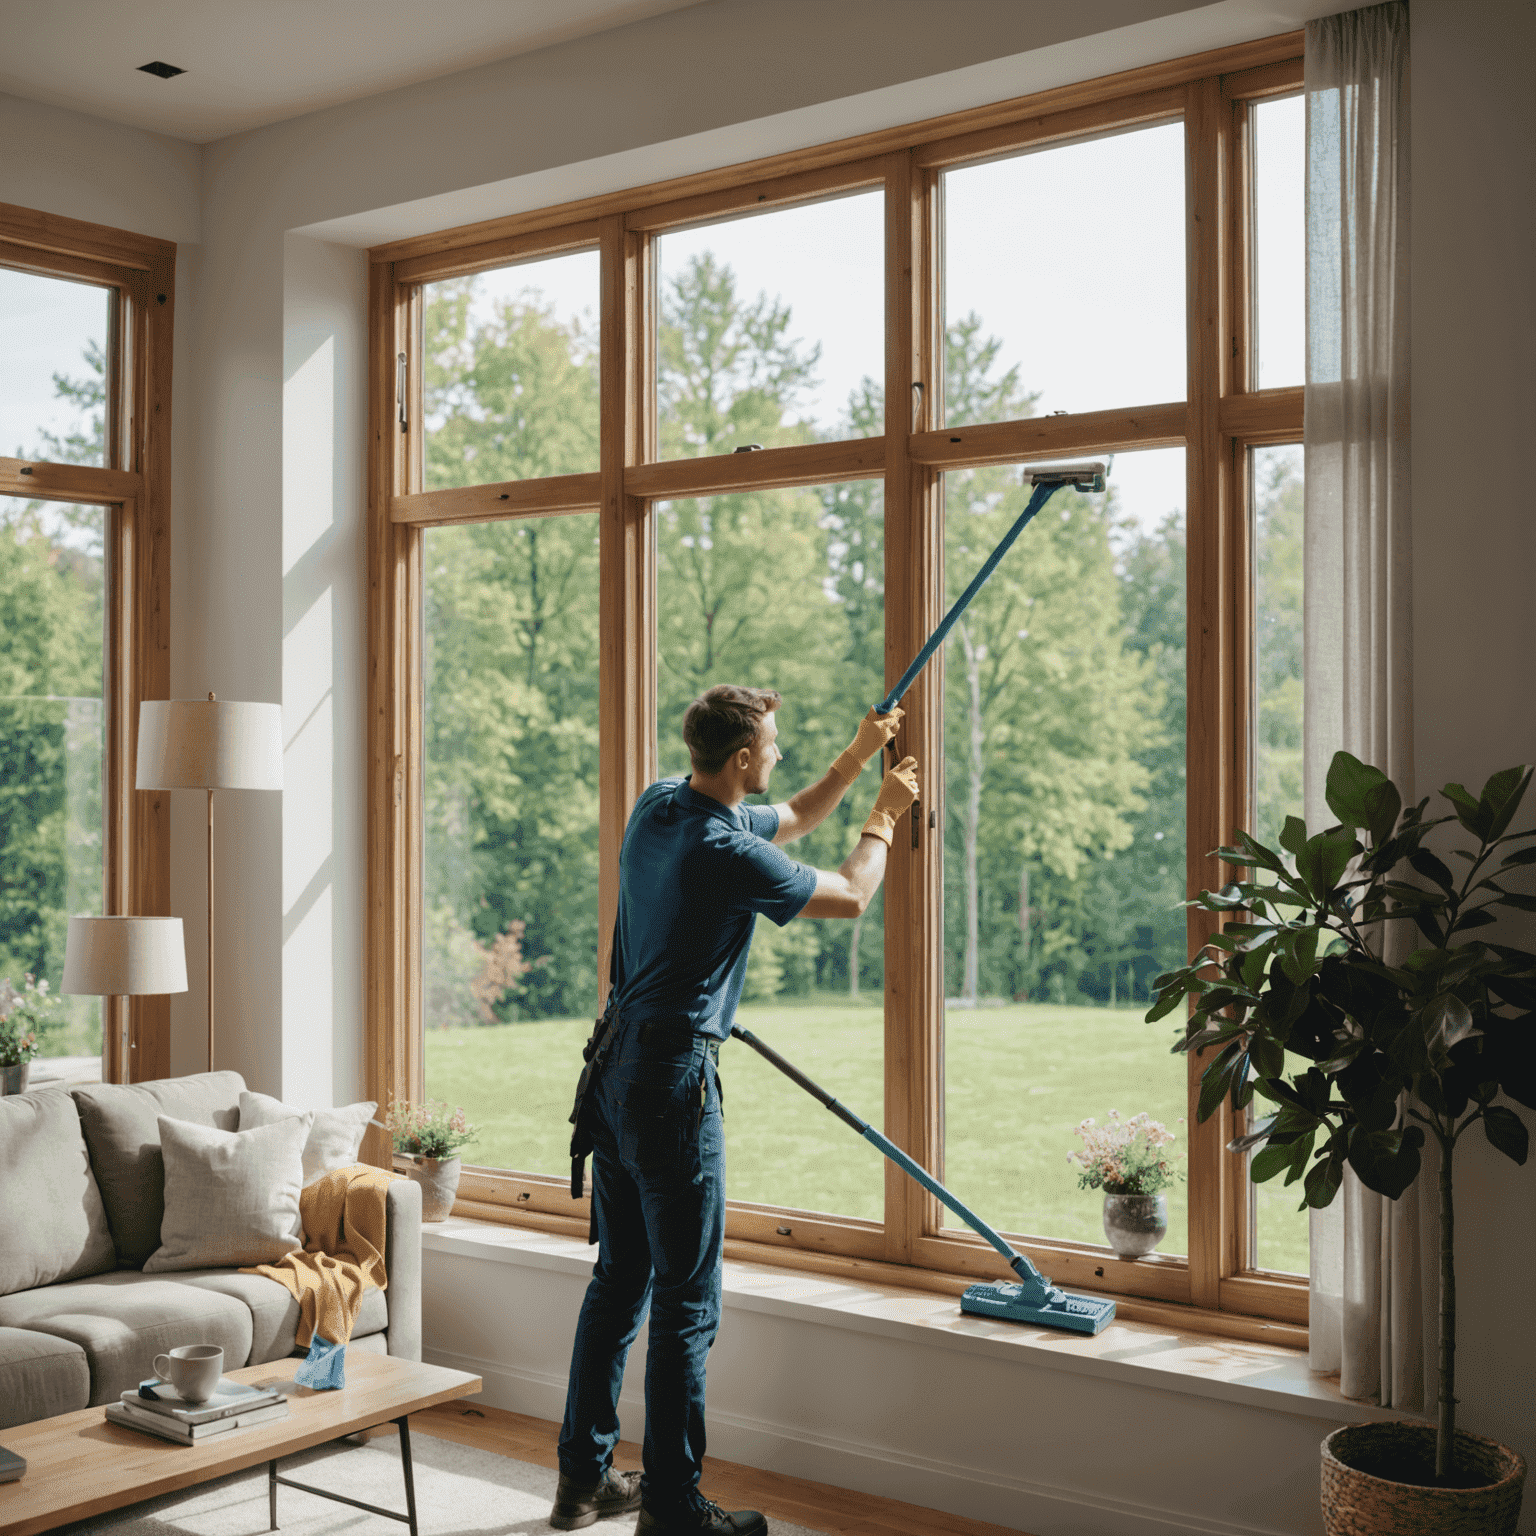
left=385, top=1099, right=478, bottom=1221
left=0, top=975, right=58, bottom=1095
left=1069, top=1110, right=1184, bottom=1259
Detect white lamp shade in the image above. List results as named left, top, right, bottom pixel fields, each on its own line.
left=136, top=699, right=283, bottom=791
left=62, top=916, right=188, bottom=996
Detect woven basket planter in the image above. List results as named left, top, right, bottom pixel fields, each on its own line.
left=1322, top=1423, right=1526, bottom=1536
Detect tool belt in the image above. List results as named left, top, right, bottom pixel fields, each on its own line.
left=568, top=1005, right=617, bottom=1201
left=570, top=920, right=622, bottom=1213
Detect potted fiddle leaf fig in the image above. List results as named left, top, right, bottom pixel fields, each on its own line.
left=1149, top=752, right=1533, bottom=1535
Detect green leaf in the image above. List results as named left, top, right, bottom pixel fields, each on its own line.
left=1295, top=825, right=1358, bottom=905
left=1303, top=1149, right=1345, bottom=1209
left=1482, top=1105, right=1530, bottom=1164
left=1499, top=845, right=1536, bottom=869
left=1442, top=781, right=1493, bottom=841
left=1250, top=1142, right=1297, bottom=1182
left=1452, top=909, right=1498, bottom=930
left=1481, top=765, right=1534, bottom=842
left=1348, top=1126, right=1425, bottom=1200
left=1280, top=925, right=1322, bottom=986
left=1493, top=892, right=1536, bottom=913
left=1280, top=815, right=1308, bottom=858
left=1145, top=987, right=1185, bottom=1024
left=1407, top=849, right=1457, bottom=890
left=1280, top=1130, right=1318, bottom=1184
left=1250, top=1029, right=1286, bottom=1080
left=1198, top=1041, right=1243, bottom=1122
left=1234, top=830, right=1289, bottom=877
left=1326, top=751, right=1402, bottom=845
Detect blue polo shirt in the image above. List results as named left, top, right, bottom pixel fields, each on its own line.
left=611, top=776, right=818, bottom=1040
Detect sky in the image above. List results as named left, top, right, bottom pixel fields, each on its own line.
left=4, top=100, right=1303, bottom=549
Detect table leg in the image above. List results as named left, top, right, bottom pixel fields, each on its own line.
left=269, top=1457, right=278, bottom=1530
left=396, top=1416, right=418, bottom=1536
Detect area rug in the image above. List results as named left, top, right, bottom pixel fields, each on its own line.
left=55, top=1431, right=831, bottom=1536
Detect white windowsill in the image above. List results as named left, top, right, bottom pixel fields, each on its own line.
left=422, top=1216, right=1409, bottom=1427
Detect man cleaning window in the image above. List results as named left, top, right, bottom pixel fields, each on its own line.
left=554, top=684, right=919, bottom=1535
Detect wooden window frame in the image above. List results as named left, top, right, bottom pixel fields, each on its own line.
left=0, top=202, right=175, bottom=1083
left=366, top=36, right=1308, bottom=1343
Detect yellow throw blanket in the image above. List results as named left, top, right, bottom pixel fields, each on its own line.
left=244, top=1164, right=392, bottom=1351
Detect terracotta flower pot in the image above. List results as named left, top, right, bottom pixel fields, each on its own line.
left=1322, top=1422, right=1526, bottom=1536
left=402, top=1155, right=462, bottom=1222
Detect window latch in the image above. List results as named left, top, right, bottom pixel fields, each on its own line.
left=396, top=352, right=408, bottom=434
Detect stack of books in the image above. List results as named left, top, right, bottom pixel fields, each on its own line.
left=104, top=1377, right=289, bottom=1445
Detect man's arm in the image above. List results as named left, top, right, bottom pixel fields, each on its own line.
left=795, top=756, right=919, bottom=919
left=771, top=766, right=855, bottom=847
left=798, top=835, right=888, bottom=917
left=773, top=706, right=902, bottom=846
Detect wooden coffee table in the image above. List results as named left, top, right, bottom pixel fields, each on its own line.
left=0, top=1351, right=481, bottom=1536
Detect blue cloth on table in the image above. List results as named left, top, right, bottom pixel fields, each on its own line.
left=293, top=1334, right=347, bottom=1390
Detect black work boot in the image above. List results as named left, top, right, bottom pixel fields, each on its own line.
left=549, top=1465, right=644, bottom=1529
left=635, top=1496, right=768, bottom=1535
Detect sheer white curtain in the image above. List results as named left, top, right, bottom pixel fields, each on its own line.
left=1302, top=1, right=1431, bottom=1410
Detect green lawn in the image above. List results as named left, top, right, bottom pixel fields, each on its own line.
left=425, top=997, right=1310, bottom=1275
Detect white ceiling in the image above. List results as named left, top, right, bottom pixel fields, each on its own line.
left=0, top=0, right=708, bottom=143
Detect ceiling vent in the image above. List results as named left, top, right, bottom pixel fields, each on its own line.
left=137, top=61, right=186, bottom=80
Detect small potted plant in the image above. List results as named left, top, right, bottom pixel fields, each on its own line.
left=0, top=975, right=59, bottom=1095
left=385, top=1099, right=478, bottom=1222
left=1149, top=751, right=1532, bottom=1534
left=1068, top=1109, right=1184, bottom=1258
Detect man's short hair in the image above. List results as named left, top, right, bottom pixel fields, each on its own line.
left=683, top=684, right=782, bottom=775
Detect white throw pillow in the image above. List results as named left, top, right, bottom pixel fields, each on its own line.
left=144, top=1113, right=309, bottom=1272
left=238, top=1090, right=376, bottom=1185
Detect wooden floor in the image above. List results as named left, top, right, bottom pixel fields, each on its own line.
left=412, top=1400, right=1030, bottom=1536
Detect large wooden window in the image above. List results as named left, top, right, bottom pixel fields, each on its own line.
left=0, top=202, right=175, bottom=1083
left=369, top=37, right=1308, bottom=1339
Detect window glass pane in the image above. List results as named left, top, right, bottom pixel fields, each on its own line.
left=421, top=512, right=600, bottom=1175
left=940, top=449, right=1188, bottom=1253
left=657, top=480, right=885, bottom=1220
left=422, top=250, right=599, bottom=488
left=1253, top=95, right=1305, bottom=390
left=943, top=123, right=1185, bottom=425
left=657, top=191, right=884, bottom=458
left=1251, top=443, right=1309, bottom=1274
left=0, top=268, right=110, bottom=467
left=0, top=496, right=105, bottom=1077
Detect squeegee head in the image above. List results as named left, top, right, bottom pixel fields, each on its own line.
left=1022, top=461, right=1107, bottom=493
left=961, top=1280, right=1116, bottom=1335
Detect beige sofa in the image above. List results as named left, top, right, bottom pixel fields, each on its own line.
left=0, top=1071, right=421, bottom=1430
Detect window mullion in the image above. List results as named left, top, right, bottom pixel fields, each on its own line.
left=880, top=148, right=943, bottom=1265
left=598, top=215, right=657, bottom=1005
left=1184, top=75, right=1245, bottom=1309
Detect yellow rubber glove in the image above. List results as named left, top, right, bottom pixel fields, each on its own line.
left=862, top=756, right=920, bottom=847
left=829, top=706, right=904, bottom=787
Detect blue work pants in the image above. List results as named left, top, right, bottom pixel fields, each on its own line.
left=558, top=1018, right=725, bottom=1515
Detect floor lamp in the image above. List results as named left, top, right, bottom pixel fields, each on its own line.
left=62, top=916, right=188, bottom=1083
left=135, top=694, right=283, bottom=1071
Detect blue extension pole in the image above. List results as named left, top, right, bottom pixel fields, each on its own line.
left=730, top=1025, right=1055, bottom=1303
left=877, top=478, right=1062, bottom=716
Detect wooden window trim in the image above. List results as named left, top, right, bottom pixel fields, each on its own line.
left=365, top=38, right=1310, bottom=1337
left=0, top=200, right=175, bottom=1083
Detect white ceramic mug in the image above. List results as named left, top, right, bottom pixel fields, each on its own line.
left=152, top=1344, right=224, bottom=1403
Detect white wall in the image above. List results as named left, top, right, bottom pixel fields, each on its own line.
left=3, top=0, right=1533, bottom=1526
left=1410, top=0, right=1536, bottom=1496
